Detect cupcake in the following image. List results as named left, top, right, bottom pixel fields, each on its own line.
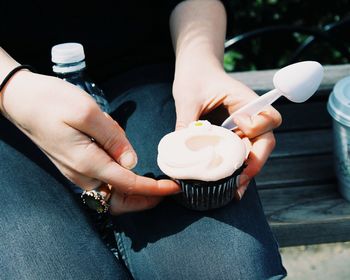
left=157, top=120, right=249, bottom=211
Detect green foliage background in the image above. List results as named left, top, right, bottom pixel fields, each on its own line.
left=223, top=0, right=350, bottom=72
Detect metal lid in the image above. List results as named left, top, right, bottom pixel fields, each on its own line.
left=327, top=76, right=350, bottom=126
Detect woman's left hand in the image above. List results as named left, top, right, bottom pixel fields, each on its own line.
left=172, top=66, right=282, bottom=199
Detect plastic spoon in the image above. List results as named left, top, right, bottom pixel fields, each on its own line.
left=221, top=61, right=324, bottom=130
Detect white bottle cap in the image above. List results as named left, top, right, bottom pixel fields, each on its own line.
left=51, top=42, right=86, bottom=73
left=51, top=42, right=85, bottom=64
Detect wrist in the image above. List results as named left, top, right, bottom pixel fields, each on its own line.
left=176, top=45, right=224, bottom=71
left=0, top=48, right=21, bottom=81
left=0, top=48, right=26, bottom=114
left=173, top=52, right=225, bottom=93
left=0, top=70, right=37, bottom=118
left=0, top=65, right=36, bottom=93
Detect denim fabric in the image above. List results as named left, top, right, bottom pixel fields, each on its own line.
left=0, top=117, right=131, bottom=279
left=106, top=74, right=287, bottom=280
left=0, top=64, right=286, bottom=279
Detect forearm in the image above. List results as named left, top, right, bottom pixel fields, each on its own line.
left=0, top=48, right=21, bottom=82
left=170, top=0, right=227, bottom=73
left=0, top=48, right=22, bottom=112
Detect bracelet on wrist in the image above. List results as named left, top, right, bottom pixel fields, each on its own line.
left=0, top=64, right=36, bottom=93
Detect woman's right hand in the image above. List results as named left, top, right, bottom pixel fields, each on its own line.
left=0, top=68, right=180, bottom=215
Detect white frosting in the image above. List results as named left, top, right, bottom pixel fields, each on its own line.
left=157, top=120, right=248, bottom=181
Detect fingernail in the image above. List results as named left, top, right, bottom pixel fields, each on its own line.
left=237, top=174, right=250, bottom=189
left=103, top=112, right=112, bottom=119
left=232, top=115, right=242, bottom=124
left=119, top=151, right=137, bottom=169
left=233, top=115, right=245, bottom=124
left=174, top=180, right=183, bottom=194
left=236, top=187, right=247, bottom=200
left=234, top=174, right=250, bottom=200
left=234, top=189, right=241, bottom=200
left=233, top=114, right=252, bottom=126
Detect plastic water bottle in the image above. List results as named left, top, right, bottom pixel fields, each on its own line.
left=51, top=43, right=110, bottom=195
left=51, top=42, right=110, bottom=113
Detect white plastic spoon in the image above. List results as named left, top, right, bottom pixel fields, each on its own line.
left=221, top=61, right=324, bottom=130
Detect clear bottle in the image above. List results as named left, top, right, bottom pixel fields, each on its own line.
left=51, top=42, right=110, bottom=113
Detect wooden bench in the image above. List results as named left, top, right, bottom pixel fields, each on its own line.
left=229, top=64, right=350, bottom=247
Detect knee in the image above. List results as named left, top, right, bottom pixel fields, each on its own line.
left=122, top=236, right=286, bottom=280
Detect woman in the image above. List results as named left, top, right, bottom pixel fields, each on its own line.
left=0, top=0, right=285, bottom=279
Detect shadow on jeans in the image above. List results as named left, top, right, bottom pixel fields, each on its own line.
left=111, top=180, right=274, bottom=254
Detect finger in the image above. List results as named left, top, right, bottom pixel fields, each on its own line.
left=236, top=132, right=276, bottom=199
left=57, top=122, right=181, bottom=195
left=233, top=107, right=282, bottom=138
left=109, top=192, right=163, bottom=215
left=174, top=99, right=201, bottom=130
left=99, top=159, right=181, bottom=195
left=61, top=134, right=181, bottom=195
left=42, top=149, right=101, bottom=191
left=67, top=105, right=137, bottom=169
left=60, top=166, right=101, bottom=190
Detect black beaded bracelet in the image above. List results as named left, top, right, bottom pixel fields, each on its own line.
left=0, top=64, right=36, bottom=93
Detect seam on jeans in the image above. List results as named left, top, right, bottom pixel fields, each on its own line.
left=253, top=181, right=287, bottom=278
left=233, top=220, right=244, bottom=280
left=115, top=232, right=135, bottom=277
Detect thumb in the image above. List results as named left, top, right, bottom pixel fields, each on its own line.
left=174, top=101, right=200, bottom=131
left=71, top=109, right=137, bottom=170
left=99, top=113, right=138, bottom=170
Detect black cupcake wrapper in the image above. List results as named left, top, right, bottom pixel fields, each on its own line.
left=175, top=166, right=244, bottom=211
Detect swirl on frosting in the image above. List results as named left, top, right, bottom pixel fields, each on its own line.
left=157, top=120, right=248, bottom=181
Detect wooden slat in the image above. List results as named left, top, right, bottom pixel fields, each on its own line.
left=256, top=154, right=335, bottom=189
left=228, top=64, right=350, bottom=247
left=205, top=99, right=333, bottom=131
left=274, top=101, right=332, bottom=131
left=206, top=65, right=340, bottom=128
left=259, top=183, right=350, bottom=246
left=272, top=129, right=332, bottom=158
left=229, top=64, right=350, bottom=93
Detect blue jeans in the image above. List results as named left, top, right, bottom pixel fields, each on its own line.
left=0, top=65, right=286, bottom=279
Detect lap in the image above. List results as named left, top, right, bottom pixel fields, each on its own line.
left=0, top=117, right=130, bottom=279
left=113, top=185, right=285, bottom=280
left=0, top=65, right=286, bottom=280
left=108, top=76, right=286, bottom=280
